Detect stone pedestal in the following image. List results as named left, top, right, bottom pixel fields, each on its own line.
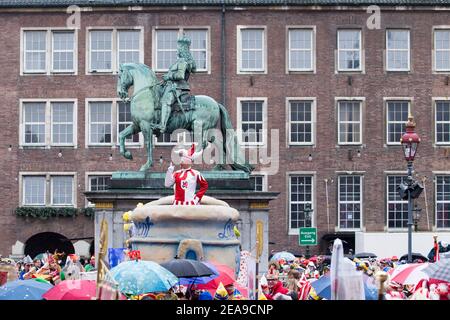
left=85, top=171, right=279, bottom=274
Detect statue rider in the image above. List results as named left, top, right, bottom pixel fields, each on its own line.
left=157, top=35, right=197, bottom=133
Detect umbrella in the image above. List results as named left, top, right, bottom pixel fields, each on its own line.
left=108, top=260, right=178, bottom=295
left=270, top=251, right=296, bottom=262
left=310, top=274, right=377, bottom=300
left=179, top=262, right=220, bottom=285
left=195, top=262, right=236, bottom=290
left=160, top=259, right=215, bottom=278
left=354, top=252, right=377, bottom=259
left=43, top=280, right=96, bottom=300
left=0, top=279, right=52, bottom=300
left=390, top=263, right=429, bottom=285
left=399, top=253, right=428, bottom=262
left=422, top=259, right=450, bottom=283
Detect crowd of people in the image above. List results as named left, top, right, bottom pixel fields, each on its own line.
left=13, top=253, right=96, bottom=284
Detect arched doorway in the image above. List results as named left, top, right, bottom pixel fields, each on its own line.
left=24, top=232, right=75, bottom=259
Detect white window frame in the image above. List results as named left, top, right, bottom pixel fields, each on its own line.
left=85, top=172, right=113, bottom=207
left=337, top=175, right=363, bottom=231
left=152, top=26, right=211, bottom=73
left=433, top=97, right=450, bottom=146
left=236, top=97, right=268, bottom=147
left=19, top=172, right=77, bottom=207
left=385, top=172, right=409, bottom=232
left=22, top=175, right=46, bottom=206
left=85, top=98, right=143, bottom=148
left=19, top=99, right=78, bottom=148
left=286, top=97, right=316, bottom=146
left=86, top=27, right=144, bottom=74
left=384, top=97, right=413, bottom=146
left=435, top=174, right=450, bottom=230
left=50, top=175, right=75, bottom=207
left=287, top=171, right=316, bottom=235
left=433, top=27, right=450, bottom=73
left=336, top=97, right=365, bottom=146
left=286, top=26, right=316, bottom=73
left=154, top=130, right=191, bottom=146
left=20, top=28, right=78, bottom=75
left=250, top=172, right=268, bottom=192
left=386, top=29, right=411, bottom=72
left=237, top=26, right=267, bottom=74
left=337, top=29, right=363, bottom=72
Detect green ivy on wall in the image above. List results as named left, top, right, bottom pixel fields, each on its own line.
left=15, top=207, right=95, bottom=219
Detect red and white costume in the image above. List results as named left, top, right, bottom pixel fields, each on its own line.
left=164, top=144, right=208, bottom=205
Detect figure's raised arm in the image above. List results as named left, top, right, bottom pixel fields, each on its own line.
left=164, top=162, right=175, bottom=188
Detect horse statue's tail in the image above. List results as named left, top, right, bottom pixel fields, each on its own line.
left=218, top=103, right=254, bottom=173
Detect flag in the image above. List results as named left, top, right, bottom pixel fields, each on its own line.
left=434, top=238, right=440, bottom=262
left=298, top=273, right=312, bottom=300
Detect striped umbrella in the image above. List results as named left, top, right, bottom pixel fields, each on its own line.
left=423, top=259, right=450, bottom=283
left=270, top=252, right=296, bottom=262
left=390, top=263, right=429, bottom=285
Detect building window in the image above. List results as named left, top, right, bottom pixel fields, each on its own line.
left=155, top=28, right=208, bottom=72
left=289, top=175, right=313, bottom=232
left=88, top=28, right=143, bottom=73
left=238, top=27, right=265, bottom=73
left=23, top=29, right=76, bottom=74
left=51, top=176, right=74, bottom=206
left=386, top=100, right=410, bottom=145
left=338, top=176, right=362, bottom=229
left=436, top=101, right=450, bottom=144
left=289, top=100, right=314, bottom=145
left=21, top=174, right=75, bottom=207
left=118, top=30, right=141, bottom=66
left=23, top=102, right=46, bottom=145
left=23, top=176, right=46, bottom=206
left=250, top=175, right=266, bottom=192
left=90, top=30, right=113, bottom=71
left=238, top=99, right=266, bottom=146
left=117, top=101, right=139, bottom=144
left=386, top=29, right=410, bottom=71
left=387, top=175, right=408, bottom=229
left=436, top=175, right=450, bottom=229
left=52, top=32, right=75, bottom=72
left=337, top=29, right=362, bottom=71
left=51, top=102, right=74, bottom=145
left=21, top=100, right=76, bottom=147
left=434, top=29, right=450, bottom=72
left=88, top=101, right=112, bottom=145
left=89, top=175, right=111, bottom=191
left=338, top=100, right=362, bottom=145
left=288, top=28, right=314, bottom=71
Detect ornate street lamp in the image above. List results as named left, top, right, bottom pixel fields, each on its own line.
left=399, top=112, right=421, bottom=263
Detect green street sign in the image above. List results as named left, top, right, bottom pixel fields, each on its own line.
left=299, top=227, right=317, bottom=246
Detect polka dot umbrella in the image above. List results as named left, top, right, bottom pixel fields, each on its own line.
left=0, top=279, right=53, bottom=300
left=107, top=260, right=178, bottom=296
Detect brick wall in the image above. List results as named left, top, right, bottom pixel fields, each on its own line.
left=0, top=6, right=449, bottom=256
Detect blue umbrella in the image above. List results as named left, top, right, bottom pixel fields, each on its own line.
left=0, top=279, right=53, bottom=300
left=178, top=262, right=220, bottom=285
left=108, top=260, right=178, bottom=295
left=271, top=251, right=296, bottom=262
left=311, top=274, right=377, bottom=300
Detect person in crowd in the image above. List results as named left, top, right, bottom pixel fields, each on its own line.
left=304, top=261, right=319, bottom=279
left=84, top=256, right=96, bottom=272
left=18, top=261, right=32, bottom=280
left=33, top=259, right=42, bottom=270
left=224, top=283, right=235, bottom=300
left=264, top=273, right=290, bottom=300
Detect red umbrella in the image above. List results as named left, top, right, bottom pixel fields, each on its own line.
left=390, top=263, right=429, bottom=285
left=195, top=262, right=236, bottom=290
left=43, top=280, right=96, bottom=300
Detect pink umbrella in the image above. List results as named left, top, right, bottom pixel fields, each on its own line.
left=195, top=262, right=236, bottom=290
left=390, top=263, right=429, bottom=285
left=43, top=280, right=97, bottom=300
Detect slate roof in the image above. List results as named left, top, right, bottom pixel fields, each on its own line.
left=1, top=0, right=450, bottom=8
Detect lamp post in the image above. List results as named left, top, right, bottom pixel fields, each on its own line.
left=400, top=112, right=421, bottom=263
left=412, top=204, right=422, bottom=232
left=302, top=203, right=313, bottom=258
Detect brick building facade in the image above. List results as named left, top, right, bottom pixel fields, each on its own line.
left=1, top=0, right=450, bottom=259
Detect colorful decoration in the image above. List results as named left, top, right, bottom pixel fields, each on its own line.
left=214, top=282, right=229, bottom=300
